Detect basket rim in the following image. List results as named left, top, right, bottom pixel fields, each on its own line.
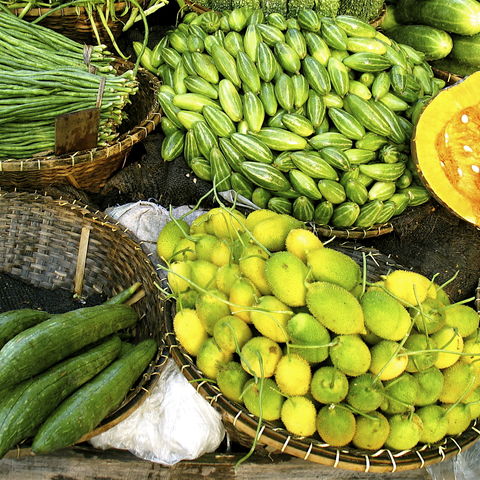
left=432, top=67, right=463, bottom=86
left=0, top=190, right=169, bottom=442
left=0, top=59, right=161, bottom=172
left=163, top=242, right=480, bottom=473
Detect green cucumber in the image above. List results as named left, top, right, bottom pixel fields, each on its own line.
left=343, top=52, right=391, bottom=72
left=345, top=148, right=376, bottom=165
left=306, top=90, right=326, bottom=128
left=317, top=179, right=347, bottom=204
left=0, top=310, right=50, bottom=349
left=319, top=146, right=351, bottom=171
left=343, top=94, right=392, bottom=137
left=375, top=201, right=397, bottom=224
left=267, top=12, right=288, bottom=30
left=184, top=75, right=219, bottom=99
left=252, top=187, right=272, bottom=208
left=309, top=132, right=352, bottom=151
left=304, top=32, right=331, bottom=66
left=345, top=179, right=369, bottom=205
left=191, top=52, right=220, bottom=84
left=335, top=16, right=376, bottom=38
left=320, top=18, right=348, bottom=50
left=289, top=169, right=323, bottom=200
left=450, top=33, right=480, bottom=66
left=218, top=79, right=243, bottom=122
left=224, top=31, right=245, bottom=57
left=331, top=201, right=361, bottom=227
left=274, top=42, right=301, bottom=74
left=355, top=133, right=388, bottom=152
left=236, top=51, right=262, bottom=93
left=240, top=161, right=290, bottom=191
left=259, top=82, right=278, bottom=117
left=173, top=63, right=188, bottom=95
left=32, top=339, right=157, bottom=454
left=252, top=127, right=308, bottom=151
left=348, top=80, right=372, bottom=100
left=187, top=35, right=205, bottom=53
left=292, top=74, right=309, bottom=110
left=243, top=91, right=265, bottom=132
left=291, top=151, right=338, bottom=180
left=203, top=105, right=236, bottom=137
left=314, top=200, right=334, bottom=225
left=368, top=181, right=396, bottom=201
left=231, top=133, right=273, bottom=163
left=359, top=162, right=406, bottom=182
left=281, top=113, right=314, bottom=137
left=268, top=196, right=292, bottom=214
left=371, top=101, right=407, bottom=145
left=298, top=9, right=321, bottom=32
left=211, top=45, right=242, bottom=87
left=328, top=108, right=365, bottom=141
left=256, top=42, right=277, bottom=82
left=158, top=91, right=183, bottom=129
left=371, top=71, right=391, bottom=101
left=244, top=24, right=262, bottom=61
left=292, top=196, right=315, bottom=222
left=173, top=93, right=220, bottom=113
left=257, top=23, right=286, bottom=46
left=193, top=120, right=219, bottom=158
left=184, top=130, right=201, bottom=166
left=161, top=131, right=185, bottom=162
left=0, top=336, right=122, bottom=458
left=231, top=172, right=255, bottom=199
left=219, top=137, right=245, bottom=171
left=402, top=185, right=430, bottom=206
left=0, top=305, right=136, bottom=390
left=273, top=151, right=295, bottom=171
left=346, top=37, right=387, bottom=55
left=177, top=111, right=205, bottom=130
left=285, top=28, right=307, bottom=59
left=302, top=56, right=331, bottom=95
left=327, top=57, right=350, bottom=97
left=191, top=156, right=212, bottom=181
left=210, top=146, right=232, bottom=190
left=354, top=199, right=384, bottom=227
left=275, top=73, right=295, bottom=112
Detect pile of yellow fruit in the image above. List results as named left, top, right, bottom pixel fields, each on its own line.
left=157, top=206, right=480, bottom=451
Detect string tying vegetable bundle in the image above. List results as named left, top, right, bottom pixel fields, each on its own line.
left=0, top=12, right=138, bottom=159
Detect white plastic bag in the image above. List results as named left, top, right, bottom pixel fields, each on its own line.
left=427, top=441, right=480, bottom=480
left=91, top=202, right=225, bottom=465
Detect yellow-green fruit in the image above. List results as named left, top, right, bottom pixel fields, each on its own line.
left=213, top=315, right=253, bottom=353
left=190, top=213, right=209, bottom=234
left=195, top=234, right=219, bottom=261
left=361, top=290, right=411, bottom=341
left=464, top=387, right=480, bottom=419
left=330, top=335, right=371, bottom=377
left=281, top=396, right=317, bottom=437
left=242, top=378, right=284, bottom=421
left=432, top=285, right=451, bottom=305
left=265, top=251, right=308, bottom=307
left=432, top=326, right=464, bottom=369
left=216, top=361, right=250, bottom=403
left=189, top=260, right=218, bottom=290
left=352, top=411, right=390, bottom=450
left=171, top=237, right=197, bottom=262
left=195, top=289, right=230, bottom=335
left=410, top=297, right=446, bottom=335
left=239, top=244, right=272, bottom=295
left=444, top=304, right=479, bottom=338
left=383, top=270, right=432, bottom=306
left=230, top=231, right=251, bottom=263
left=310, top=366, right=349, bottom=404
left=417, top=405, right=449, bottom=444
left=176, top=289, right=199, bottom=311
left=275, top=354, right=311, bottom=396
left=250, top=295, right=293, bottom=343
left=381, top=373, right=419, bottom=415
left=316, top=404, right=356, bottom=447
left=362, top=330, right=382, bottom=346
left=167, top=261, right=191, bottom=294
left=461, top=338, right=480, bottom=386
left=196, top=337, right=232, bottom=379
left=439, top=362, right=476, bottom=404
left=443, top=403, right=472, bottom=435
left=216, top=263, right=241, bottom=295
left=367, top=281, right=385, bottom=293
left=306, top=282, right=365, bottom=335
left=245, top=209, right=279, bottom=230
left=156, top=219, right=190, bottom=261
left=369, top=340, right=408, bottom=381
left=229, top=277, right=259, bottom=323
left=404, top=333, right=438, bottom=373
left=286, top=313, right=331, bottom=364
left=173, top=308, right=208, bottom=356
left=208, top=208, right=246, bottom=239
left=385, top=413, right=423, bottom=451
left=240, top=336, right=282, bottom=378
left=211, top=240, right=232, bottom=267
left=414, top=367, right=445, bottom=406
left=285, top=228, right=323, bottom=262
left=306, top=247, right=361, bottom=291
left=346, top=373, right=385, bottom=413
left=252, top=214, right=304, bottom=252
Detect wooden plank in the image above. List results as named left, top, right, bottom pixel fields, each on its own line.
left=0, top=446, right=432, bottom=480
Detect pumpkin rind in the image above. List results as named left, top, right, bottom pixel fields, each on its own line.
left=412, top=71, right=480, bottom=227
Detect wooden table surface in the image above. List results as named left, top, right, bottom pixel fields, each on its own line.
left=0, top=446, right=435, bottom=480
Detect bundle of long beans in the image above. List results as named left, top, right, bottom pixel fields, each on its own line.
left=0, top=12, right=138, bottom=159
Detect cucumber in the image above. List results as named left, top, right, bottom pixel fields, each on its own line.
left=331, top=201, right=361, bottom=227
left=304, top=32, right=331, bottom=66
left=289, top=169, right=323, bottom=200
left=173, top=93, right=220, bottom=113
left=240, top=161, right=290, bottom=191
left=211, top=45, right=242, bottom=87
left=328, top=108, right=365, bottom=141
left=0, top=310, right=50, bottom=349
left=345, top=148, right=376, bottom=165
left=273, top=151, right=295, bottom=171
left=395, top=0, right=480, bottom=36
left=252, top=127, right=308, bottom=151
left=314, top=200, right=334, bottom=225
left=193, top=121, right=219, bottom=158
left=176, top=111, right=204, bottom=130
left=191, top=52, right=219, bottom=84
left=450, top=33, right=480, bottom=66
left=309, top=132, right=352, bottom=150
left=386, top=25, right=453, bottom=61
left=285, top=28, right=307, bottom=60
left=218, top=79, right=243, bottom=122
left=319, top=146, right=351, bottom=171
left=320, top=18, right=348, bottom=50
left=0, top=305, right=136, bottom=390
left=161, top=130, right=185, bottom=162
left=368, top=181, right=397, bottom=201
left=224, top=31, right=245, bottom=57
left=346, top=37, right=387, bottom=55
left=31, top=339, right=157, bottom=454
left=184, top=75, right=219, bottom=99
left=292, top=196, right=315, bottom=222
left=344, top=94, right=392, bottom=137
left=354, top=199, right=384, bottom=227
left=184, top=130, right=201, bottom=166
left=355, top=132, right=388, bottom=151
left=0, top=336, right=121, bottom=458
left=203, top=105, right=236, bottom=137
left=210, top=146, right=232, bottom=190
left=158, top=92, right=183, bottom=129
left=236, top=51, right=262, bottom=93
left=275, top=73, right=295, bottom=112
left=298, top=9, right=321, bottom=32
left=191, top=156, right=212, bottom=181
left=302, top=56, right=331, bottom=95
left=173, top=63, right=188, bottom=95
left=281, top=113, right=314, bottom=137
left=267, top=12, right=288, bottom=30
left=257, top=23, right=286, bottom=46
left=256, top=42, right=277, bottom=82
left=244, top=24, right=262, bottom=62
left=345, top=179, right=368, bottom=205
left=292, top=74, right=309, bottom=110
left=268, top=196, right=292, bottom=214
left=219, top=137, right=245, bottom=171
left=291, top=151, right=338, bottom=180
left=371, top=101, right=406, bottom=145
left=252, top=187, right=272, bottom=208
left=274, top=42, right=301, bottom=74
left=317, top=179, right=347, bottom=204
left=375, top=201, right=397, bottom=224
left=343, top=53, right=391, bottom=72
left=243, top=91, right=265, bottom=132
left=402, top=185, right=431, bottom=206
left=306, top=90, right=326, bottom=128
left=259, top=82, right=278, bottom=117
left=335, top=16, right=376, bottom=38
left=359, top=162, right=406, bottom=182
left=231, top=133, right=274, bottom=163
left=327, top=57, right=350, bottom=97
left=231, top=172, right=255, bottom=199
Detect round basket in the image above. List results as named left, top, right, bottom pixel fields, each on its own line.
left=0, top=191, right=168, bottom=443
left=0, top=59, right=161, bottom=193
left=432, top=68, right=463, bottom=86
left=164, top=242, right=480, bottom=473
left=9, top=1, right=142, bottom=46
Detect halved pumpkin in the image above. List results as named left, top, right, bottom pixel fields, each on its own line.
left=412, top=71, right=480, bottom=227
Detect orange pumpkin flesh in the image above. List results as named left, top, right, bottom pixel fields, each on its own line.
left=412, top=72, right=480, bottom=227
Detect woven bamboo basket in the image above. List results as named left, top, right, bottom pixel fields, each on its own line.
left=9, top=1, right=143, bottom=45
left=164, top=242, right=480, bottom=473
left=0, top=59, right=161, bottom=193
left=0, top=191, right=168, bottom=444
left=432, top=68, right=463, bottom=86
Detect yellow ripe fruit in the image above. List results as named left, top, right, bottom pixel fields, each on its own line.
left=369, top=340, right=408, bottom=381
left=189, top=260, right=218, bottom=291
left=252, top=214, right=304, bottom=252
left=432, top=326, right=464, bottom=369
left=195, top=289, right=230, bottom=335
left=275, top=354, right=311, bottom=396
left=242, top=378, right=284, bottom=421
left=196, top=338, right=232, bottom=379
left=207, top=208, right=246, bottom=239
left=173, top=308, right=208, bottom=356
left=383, top=270, right=432, bottom=306
left=240, top=336, right=282, bottom=378
left=210, top=240, right=232, bottom=267
left=167, top=261, right=191, bottom=294
left=385, top=413, right=423, bottom=451
left=216, top=361, right=250, bottom=403
left=213, top=315, right=252, bottom=353
left=170, top=237, right=197, bottom=262
left=316, top=404, right=356, bottom=447
left=189, top=213, right=209, bottom=234
left=285, top=229, right=323, bottom=262
left=229, top=277, right=259, bottom=323
left=250, top=295, right=292, bottom=343
left=238, top=244, right=271, bottom=295
left=245, top=209, right=279, bottom=231
left=156, top=219, right=190, bottom=261
left=352, top=411, right=390, bottom=450
left=281, top=396, right=317, bottom=437
left=216, top=263, right=241, bottom=295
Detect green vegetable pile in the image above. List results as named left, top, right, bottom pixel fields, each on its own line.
left=383, top=0, right=480, bottom=76
left=0, top=284, right=157, bottom=458
left=148, top=8, right=442, bottom=228
left=0, top=13, right=139, bottom=160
